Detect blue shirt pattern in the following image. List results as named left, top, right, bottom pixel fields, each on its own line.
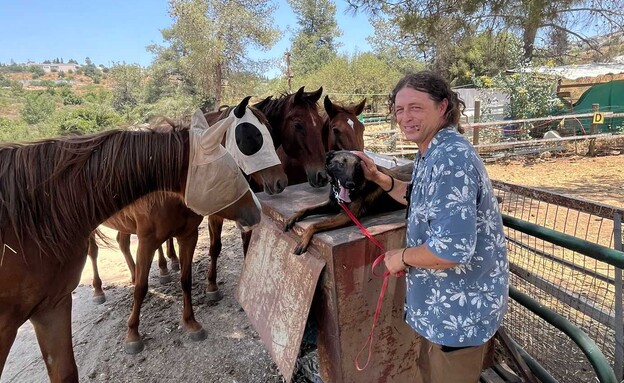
left=404, top=127, right=509, bottom=347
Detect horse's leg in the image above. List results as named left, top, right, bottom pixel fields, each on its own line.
left=124, top=240, right=159, bottom=354
left=156, top=245, right=172, bottom=285
left=206, top=215, right=224, bottom=301
left=30, top=294, right=78, bottom=383
left=240, top=229, right=252, bottom=258
left=167, top=238, right=180, bottom=271
left=88, top=234, right=106, bottom=304
left=177, top=231, right=207, bottom=341
left=0, top=316, right=20, bottom=375
left=116, top=231, right=136, bottom=284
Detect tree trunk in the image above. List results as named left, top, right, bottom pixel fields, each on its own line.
left=214, top=63, right=223, bottom=108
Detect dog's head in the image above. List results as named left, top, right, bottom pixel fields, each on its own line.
left=325, top=150, right=366, bottom=203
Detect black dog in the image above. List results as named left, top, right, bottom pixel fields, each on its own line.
left=284, top=150, right=413, bottom=254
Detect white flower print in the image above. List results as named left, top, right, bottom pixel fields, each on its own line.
left=425, top=288, right=451, bottom=315
left=445, top=185, right=474, bottom=220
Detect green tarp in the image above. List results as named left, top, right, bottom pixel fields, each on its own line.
left=564, top=80, right=624, bottom=134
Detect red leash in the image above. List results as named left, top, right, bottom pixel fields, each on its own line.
left=337, top=201, right=405, bottom=371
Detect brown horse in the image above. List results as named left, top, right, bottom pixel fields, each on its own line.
left=254, top=86, right=328, bottom=187
left=88, top=97, right=285, bottom=301
left=322, top=95, right=367, bottom=151
left=85, top=99, right=286, bottom=354
left=0, top=112, right=260, bottom=382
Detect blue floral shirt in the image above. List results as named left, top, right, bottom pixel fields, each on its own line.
left=404, top=127, right=509, bottom=347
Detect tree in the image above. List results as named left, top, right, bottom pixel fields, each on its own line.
left=150, top=0, right=280, bottom=108
left=109, top=64, right=143, bottom=116
left=288, top=0, right=342, bottom=78
left=297, top=52, right=405, bottom=112
left=21, top=92, right=56, bottom=124
left=346, top=0, right=624, bottom=63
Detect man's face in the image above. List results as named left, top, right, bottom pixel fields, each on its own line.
left=394, top=87, right=447, bottom=149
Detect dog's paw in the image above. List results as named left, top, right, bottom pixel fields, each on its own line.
left=293, top=241, right=309, bottom=255
left=283, top=217, right=297, bottom=232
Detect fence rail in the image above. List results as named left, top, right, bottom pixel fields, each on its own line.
left=493, top=180, right=624, bottom=382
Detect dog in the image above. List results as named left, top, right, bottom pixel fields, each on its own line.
left=283, top=150, right=413, bottom=255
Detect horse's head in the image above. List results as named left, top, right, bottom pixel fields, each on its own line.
left=213, top=189, right=262, bottom=230
left=254, top=86, right=328, bottom=188
left=184, top=110, right=260, bottom=225
left=206, top=97, right=288, bottom=195
left=322, top=95, right=366, bottom=152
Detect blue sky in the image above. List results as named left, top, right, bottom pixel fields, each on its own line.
left=0, top=0, right=374, bottom=78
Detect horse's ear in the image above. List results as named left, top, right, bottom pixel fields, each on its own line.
left=234, top=96, right=252, bottom=118
left=354, top=98, right=367, bottom=116
left=254, top=96, right=272, bottom=110
left=198, top=114, right=236, bottom=150
left=191, top=109, right=210, bottom=130
left=294, top=87, right=305, bottom=103
left=323, top=95, right=337, bottom=118
left=308, top=86, right=323, bottom=103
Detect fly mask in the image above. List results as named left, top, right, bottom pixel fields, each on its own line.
left=224, top=96, right=281, bottom=175
left=185, top=110, right=252, bottom=216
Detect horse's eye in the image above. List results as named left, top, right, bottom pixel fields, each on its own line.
left=332, top=127, right=341, bottom=135
left=295, top=123, right=305, bottom=133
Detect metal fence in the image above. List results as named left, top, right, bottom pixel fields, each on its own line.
left=493, top=180, right=624, bottom=382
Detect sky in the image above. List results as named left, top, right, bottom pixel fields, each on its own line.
left=0, top=0, right=374, bottom=78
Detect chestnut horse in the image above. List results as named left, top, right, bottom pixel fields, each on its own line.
left=321, top=95, right=367, bottom=152
left=0, top=111, right=260, bottom=382
left=86, top=98, right=286, bottom=354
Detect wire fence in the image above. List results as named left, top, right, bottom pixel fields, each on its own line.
left=363, top=113, right=624, bottom=161
left=493, top=180, right=624, bottom=382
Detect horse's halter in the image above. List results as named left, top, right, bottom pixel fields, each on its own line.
left=185, top=110, right=251, bottom=216
left=224, top=107, right=281, bottom=175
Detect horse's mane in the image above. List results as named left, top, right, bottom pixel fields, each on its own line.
left=152, top=105, right=270, bottom=131
left=0, top=128, right=188, bottom=262
left=261, top=92, right=321, bottom=117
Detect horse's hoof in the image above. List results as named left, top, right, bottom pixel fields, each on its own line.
left=92, top=294, right=106, bottom=305
left=170, top=261, right=180, bottom=272
left=159, top=273, right=172, bottom=285
left=124, top=340, right=145, bottom=354
left=205, top=289, right=224, bottom=302
left=189, top=328, right=207, bottom=342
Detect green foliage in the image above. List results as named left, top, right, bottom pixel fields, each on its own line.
left=62, top=90, right=83, bottom=105
left=82, top=57, right=102, bottom=83
left=21, top=92, right=56, bottom=124
left=474, top=64, right=564, bottom=120
left=288, top=0, right=341, bottom=77
left=0, top=117, right=40, bottom=141
left=29, top=65, right=45, bottom=79
left=54, top=105, right=121, bottom=134
left=296, top=52, right=404, bottom=113
left=153, top=0, right=280, bottom=105
left=109, top=64, right=143, bottom=114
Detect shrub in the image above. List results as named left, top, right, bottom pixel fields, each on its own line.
left=55, top=105, right=121, bottom=134
left=21, top=92, right=56, bottom=124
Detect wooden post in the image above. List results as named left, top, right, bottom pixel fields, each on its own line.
left=473, top=100, right=481, bottom=147
left=589, top=103, right=599, bottom=156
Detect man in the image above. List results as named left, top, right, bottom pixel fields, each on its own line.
left=354, top=71, right=508, bottom=383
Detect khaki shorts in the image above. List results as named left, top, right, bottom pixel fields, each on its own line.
left=416, top=337, right=493, bottom=383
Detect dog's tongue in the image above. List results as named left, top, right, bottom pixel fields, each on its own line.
left=338, top=186, right=351, bottom=203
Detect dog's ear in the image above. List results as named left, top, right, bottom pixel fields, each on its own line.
left=325, top=150, right=335, bottom=165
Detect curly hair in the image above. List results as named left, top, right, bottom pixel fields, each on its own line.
left=389, top=71, right=465, bottom=133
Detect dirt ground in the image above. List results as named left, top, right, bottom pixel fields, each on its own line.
left=2, top=153, right=622, bottom=383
